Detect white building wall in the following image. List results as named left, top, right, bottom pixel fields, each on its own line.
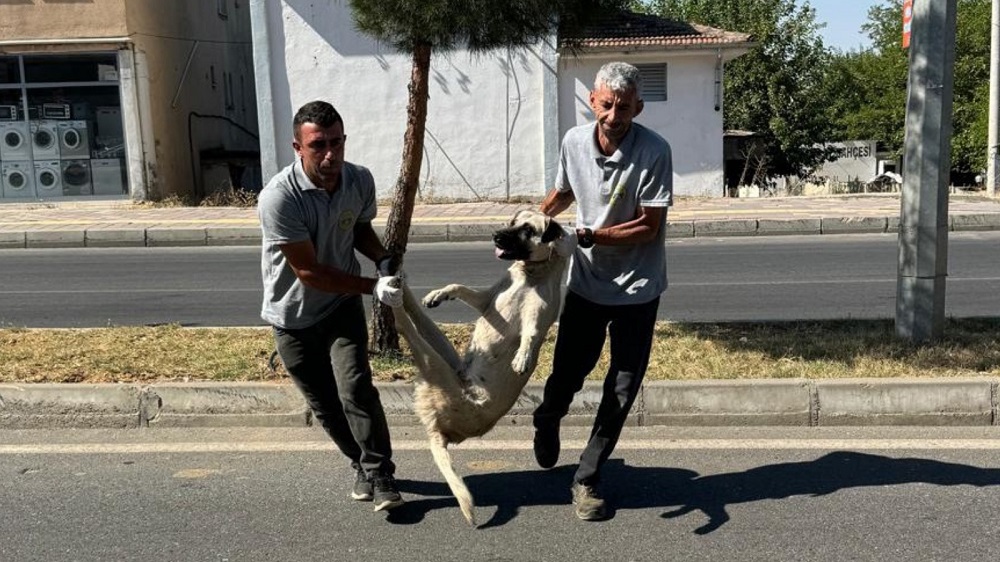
left=559, top=53, right=725, bottom=198
left=254, top=0, right=733, bottom=199
left=259, top=0, right=549, bottom=200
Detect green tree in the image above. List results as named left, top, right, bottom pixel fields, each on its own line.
left=824, top=0, right=990, bottom=177
left=950, top=0, right=990, bottom=176
left=348, top=0, right=628, bottom=353
left=636, top=0, right=835, bottom=179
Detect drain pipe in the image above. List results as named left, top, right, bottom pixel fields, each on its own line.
left=714, top=49, right=722, bottom=112
left=170, top=41, right=199, bottom=109
left=249, top=0, right=280, bottom=182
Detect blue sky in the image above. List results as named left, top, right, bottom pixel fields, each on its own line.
left=805, top=0, right=880, bottom=52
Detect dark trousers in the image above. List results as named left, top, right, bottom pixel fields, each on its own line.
left=534, top=290, right=659, bottom=486
left=273, top=296, right=395, bottom=476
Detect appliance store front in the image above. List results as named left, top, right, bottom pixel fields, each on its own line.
left=0, top=53, right=128, bottom=201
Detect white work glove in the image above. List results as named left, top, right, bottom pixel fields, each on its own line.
left=552, top=227, right=578, bottom=258
left=374, top=276, right=403, bottom=308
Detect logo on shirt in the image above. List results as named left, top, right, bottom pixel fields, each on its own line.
left=338, top=210, right=356, bottom=231
left=609, top=181, right=627, bottom=206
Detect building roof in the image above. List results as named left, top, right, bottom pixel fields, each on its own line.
left=560, top=10, right=753, bottom=51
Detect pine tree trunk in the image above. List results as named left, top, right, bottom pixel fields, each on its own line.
left=371, top=42, right=432, bottom=354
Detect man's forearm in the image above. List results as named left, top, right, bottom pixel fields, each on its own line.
left=295, top=264, right=377, bottom=295
left=540, top=189, right=574, bottom=217
left=353, top=222, right=389, bottom=262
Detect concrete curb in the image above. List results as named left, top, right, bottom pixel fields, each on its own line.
left=1, top=213, right=998, bottom=248
left=1, top=379, right=997, bottom=429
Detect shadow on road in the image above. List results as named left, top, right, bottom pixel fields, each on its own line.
left=389, top=451, right=1000, bottom=532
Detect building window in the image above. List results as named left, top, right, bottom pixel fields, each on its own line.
left=636, top=63, right=667, bottom=102
left=0, top=56, right=21, bottom=84
left=0, top=53, right=128, bottom=201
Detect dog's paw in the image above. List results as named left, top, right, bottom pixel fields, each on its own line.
left=511, top=349, right=534, bottom=375
left=422, top=290, right=450, bottom=308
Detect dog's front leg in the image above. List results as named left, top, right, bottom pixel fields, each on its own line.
left=511, top=320, right=543, bottom=376
left=423, top=284, right=493, bottom=315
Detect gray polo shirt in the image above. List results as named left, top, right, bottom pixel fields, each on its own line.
left=556, top=122, right=673, bottom=306
left=258, top=159, right=377, bottom=329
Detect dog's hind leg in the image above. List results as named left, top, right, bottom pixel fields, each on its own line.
left=429, top=432, right=477, bottom=527
left=393, top=281, right=466, bottom=397
left=398, top=281, right=462, bottom=373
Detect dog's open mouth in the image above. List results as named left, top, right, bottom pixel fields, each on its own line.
left=494, top=245, right=525, bottom=260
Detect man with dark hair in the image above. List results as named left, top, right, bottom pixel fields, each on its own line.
left=533, top=62, right=673, bottom=521
left=258, top=100, right=405, bottom=511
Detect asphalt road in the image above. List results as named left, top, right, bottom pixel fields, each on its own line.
left=0, top=232, right=998, bottom=327
left=4, top=426, right=1000, bottom=561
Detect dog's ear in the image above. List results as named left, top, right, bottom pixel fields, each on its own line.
left=541, top=217, right=563, bottom=243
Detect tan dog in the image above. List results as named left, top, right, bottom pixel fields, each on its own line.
left=390, top=209, right=570, bottom=526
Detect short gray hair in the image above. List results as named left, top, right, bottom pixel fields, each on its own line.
left=594, top=62, right=643, bottom=100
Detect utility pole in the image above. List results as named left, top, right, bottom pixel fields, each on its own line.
left=988, top=0, right=1000, bottom=196
left=896, top=0, right=958, bottom=343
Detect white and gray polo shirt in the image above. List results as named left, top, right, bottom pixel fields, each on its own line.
left=258, top=159, right=377, bottom=329
left=556, top=122, right=673, bottom=306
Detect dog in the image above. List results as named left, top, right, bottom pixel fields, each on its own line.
left=388, top=209, right=571, bottom=526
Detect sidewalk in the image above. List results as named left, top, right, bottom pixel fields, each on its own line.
left=1, top=193, right=999, bottom=430
left=1, top=193, right=1000, bottom=248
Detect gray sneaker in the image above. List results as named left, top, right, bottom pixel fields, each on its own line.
left=351, top=468, right=373, bottom=501
left=571, top=482, right=607, bottom=521
left=372, top=474, right=405, bottom=511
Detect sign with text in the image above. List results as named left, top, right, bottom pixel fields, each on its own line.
left=812, top=140, right=878, bottom=182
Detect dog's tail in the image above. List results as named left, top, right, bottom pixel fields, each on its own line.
left=430, top=435, right=476, bottom=527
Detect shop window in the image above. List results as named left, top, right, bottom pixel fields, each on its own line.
left=0, top=56, right=21, bottom=84
left=24, top=54, right=118, bottom=84
left=1, top=53, right=128, bottom=201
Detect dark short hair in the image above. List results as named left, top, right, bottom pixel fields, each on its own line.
left=293, top=101, right=343, bottom=138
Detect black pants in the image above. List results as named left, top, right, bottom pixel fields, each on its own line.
left=273, top=296, right=395, bottom=476
left=533, top=290, right=659, bottom=486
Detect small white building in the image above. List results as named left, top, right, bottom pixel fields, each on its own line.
left=250, top=1, right=752, bottom=199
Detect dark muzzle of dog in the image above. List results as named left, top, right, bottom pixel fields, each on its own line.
left=492, top=224, right=534, bottom=260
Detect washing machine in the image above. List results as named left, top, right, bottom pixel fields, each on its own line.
left=2, top=161, right=35, bottom=199
left=61, top=159, right=92, bottom=196
left=0, top=121, right=30, bottom=160
left=57, top=120, right=90, bottom=159
left=34, top=160, right=63, bottom=199
left=31, top=120, right=61, bottom=159
left=90, top=158, right=125, bottom=195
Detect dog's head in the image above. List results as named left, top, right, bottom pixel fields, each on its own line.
left=491, top=209, right=564, bottom=262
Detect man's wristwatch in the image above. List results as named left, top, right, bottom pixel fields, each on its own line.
left=577, top=227, right=595, bottom=249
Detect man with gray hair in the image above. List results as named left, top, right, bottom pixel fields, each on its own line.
left=532, top=61, right=672, bottom=521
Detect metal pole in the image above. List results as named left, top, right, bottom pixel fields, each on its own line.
left=988, top=0, right=1000, bottom=196
left=249, top=0, right=280, bottom=183
left=896, top=0, right=958, bottom=343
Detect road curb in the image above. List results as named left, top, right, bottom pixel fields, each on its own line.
left=1, top=213, right=997, bottom=248
left=1, top=379, right=997, bottom=430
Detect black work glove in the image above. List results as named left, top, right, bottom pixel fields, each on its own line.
left=376, top=252, right=403, bottom=277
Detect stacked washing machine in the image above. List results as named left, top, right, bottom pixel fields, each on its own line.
left=57, top=119, right=92, bottom=196
left=92, top=106, right=124, bottom=195
left=1, top=117, right=34, bottom=199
